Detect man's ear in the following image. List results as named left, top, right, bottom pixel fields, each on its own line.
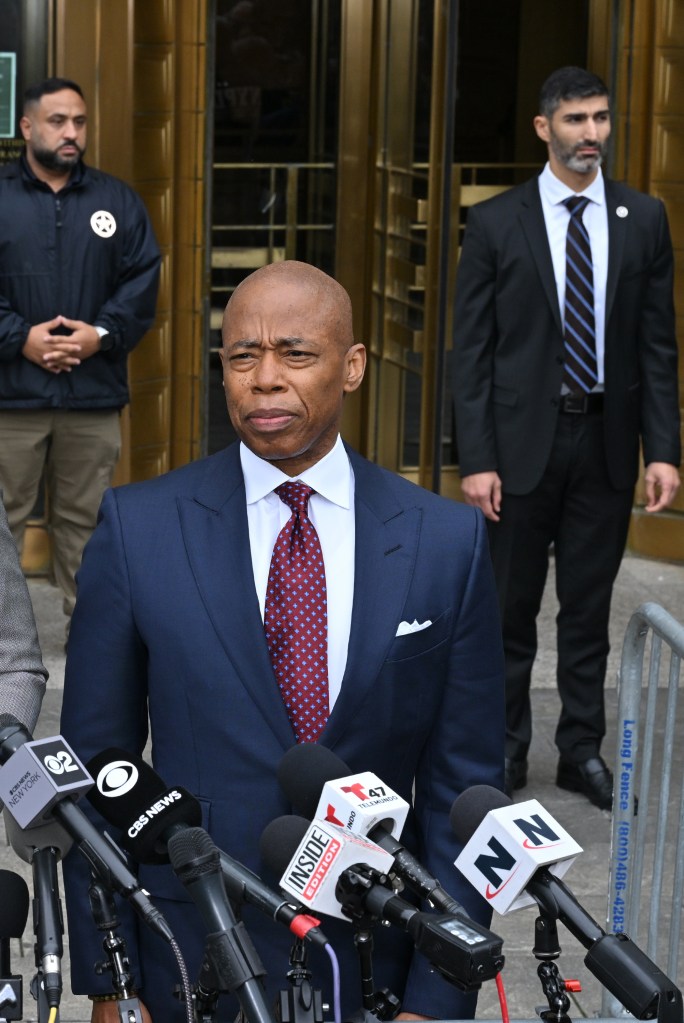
left=343, top=343, right=367, bottom=394
left=19, top=116, right=31, bottom=142
left=533, top=114, right=550, bottom=144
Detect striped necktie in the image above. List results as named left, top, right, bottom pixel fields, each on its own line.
left=563, top=195, right=598, bottom=394
left=264, top=481, right=329, bottom=743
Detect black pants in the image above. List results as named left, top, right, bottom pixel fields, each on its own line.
left=487, top=412, right=634, bottom=762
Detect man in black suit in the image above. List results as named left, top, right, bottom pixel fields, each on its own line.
left=453, top=66, right=680, bottom=809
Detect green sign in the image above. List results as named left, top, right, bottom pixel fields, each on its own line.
left=0, top=53, right=16, bottom=138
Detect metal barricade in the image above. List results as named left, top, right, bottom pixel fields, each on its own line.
left=604, top=601, right=684, bottom=1017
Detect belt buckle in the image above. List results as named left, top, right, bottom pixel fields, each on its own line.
left=564, top=393, right=588, bottom=414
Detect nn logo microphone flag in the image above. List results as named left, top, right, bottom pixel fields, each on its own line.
left=454, top=798, right=582, bottom=913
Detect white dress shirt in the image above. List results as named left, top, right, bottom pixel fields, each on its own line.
left=538, top=162, right=608, bottom=387
left=240, top=435, right=354, bottom=710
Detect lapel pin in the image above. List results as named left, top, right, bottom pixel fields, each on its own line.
left=616, top=206, right=628, bottom=218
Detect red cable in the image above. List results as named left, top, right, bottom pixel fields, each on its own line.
left=495, top=971, right=510, bottom=1023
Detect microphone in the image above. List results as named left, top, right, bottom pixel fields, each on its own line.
left=261, top=814, right=504, bottom=994
left=86, top=748, right=330, bottom=947
left=278, top=744, right=468, bottom=914
left=167, top=827, right=273, bottom=1023
left=0, top=717, right=174, bottom=946
left=0, top=716, right=92, bottom=829
left=0, top=869, right=29, bottom=1020
left=261, top=814, right=395, bottom=921
left=3, top=812, right=74, bottom=1011
left=452, top=785, right=683, bottom=1022
left=452, top=784, right=582, bottom=915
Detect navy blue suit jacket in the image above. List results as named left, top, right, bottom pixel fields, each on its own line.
left=61, top=443, right=505, bottom=1020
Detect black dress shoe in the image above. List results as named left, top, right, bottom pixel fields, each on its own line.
left=504, top=757, right=528, bottom=797
left=556, top=755, right=613, bottom=810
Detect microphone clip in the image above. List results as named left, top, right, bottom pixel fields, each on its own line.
left=276, top=938, right=327, bottom=1023
left=89, top=875, right=147, bottom=1023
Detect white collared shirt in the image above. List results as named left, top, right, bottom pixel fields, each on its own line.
left=240, top=435, right=354, bottom=710
left=538, top=162, right=608, bottom=386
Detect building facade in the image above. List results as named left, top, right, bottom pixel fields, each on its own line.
left=7, top=0, right=684, bottom=566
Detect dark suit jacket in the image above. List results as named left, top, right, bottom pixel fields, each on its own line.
left=453, top=175, right=680, bottom=494
left=60, top=442, right=505, bottom=1020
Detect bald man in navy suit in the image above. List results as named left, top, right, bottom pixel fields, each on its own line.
left=61, top=260, right=505, bottom=1022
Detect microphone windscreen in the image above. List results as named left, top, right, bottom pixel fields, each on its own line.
left=449, top=785, right=512, bottom=845
left=0, top=714, right=24, bottom=729
left=277, top=744, right=351, bottom=817
left=259, top=815, right=311, bottom=878
left=168, top=826, right=218, bottom=878
left=86, top=748, right=202, bottom=864
left=3, top=809, right=73, bottom=862
left=0, top=869, right=29, bottom=938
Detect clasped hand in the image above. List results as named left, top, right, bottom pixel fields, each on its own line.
left=23, top=315, right=101, bottom=373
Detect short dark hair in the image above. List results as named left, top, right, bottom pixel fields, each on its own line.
left=24, top=78, right=84, bottom=110
left=539, top=67, right=609, bottom=119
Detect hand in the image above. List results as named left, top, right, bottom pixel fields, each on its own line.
left=91, top=998, right=152, bottom=1022
left=396, top=1013, right=435, bottom=1020
left=52, top=314, right=103, bottom=359
left=23, top=317, right=82, bottom=374
left=644, top=462, right=681, bottom=513
left=461, top=471, right=502, bottom=522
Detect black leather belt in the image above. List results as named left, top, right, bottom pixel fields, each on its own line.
left=559, top=392, right=604, bottom=414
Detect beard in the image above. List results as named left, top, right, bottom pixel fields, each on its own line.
left=549, top=130, right=607, bottom=174
left=31, top=141, right=84, bottom=173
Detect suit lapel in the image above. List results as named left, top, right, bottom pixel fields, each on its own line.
left=177, top=444, right=423, bottom=750
left=322, top=450, right=421, bottom=747
left=178, top=445, right=294, bottom=746
left=604, top=179, right=628, bottom=328
left=518, top=177, right=563, bottom=335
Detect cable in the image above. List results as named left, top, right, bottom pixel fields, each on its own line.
left=324, top=941, right=341, bottom=1023
left=495, top=972, right=509, bottom=1023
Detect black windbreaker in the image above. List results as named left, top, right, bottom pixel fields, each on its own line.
left=0, top=156, right=160, bottom=409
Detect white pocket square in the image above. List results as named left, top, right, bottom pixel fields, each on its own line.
left=395, top=619, right=432, bottom=637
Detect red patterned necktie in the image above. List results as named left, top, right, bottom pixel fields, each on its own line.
left=264, top=481, right=329, bottom=743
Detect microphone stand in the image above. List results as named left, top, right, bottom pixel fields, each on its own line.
left=346, top=915, right=400, bottom=1022
left=276, top=939, right=325, bottom=1023
left=532, top=911, right=573, bottom=1023
left=88, top=875, right=145, bottom=1023
left=30, top=847, right=63, bottom=1023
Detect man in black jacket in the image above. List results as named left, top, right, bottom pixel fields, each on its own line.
left=0, top=78, right=160, bottom=626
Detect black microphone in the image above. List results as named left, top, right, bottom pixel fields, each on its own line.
left=0, top=717, right=174, bottom=946
left=167, top=827, right=273, bottom=1023
left=86, top=748, right=330, bottom=948
left=278, top=743, right=467, bottom=914
left=260, top=814, right=504, bottom=994
left=0, top=869, right=29, bottom=1020
left=3, top=811, right=73, bottom=1011
left=451, top=786, right=683, bottom=1022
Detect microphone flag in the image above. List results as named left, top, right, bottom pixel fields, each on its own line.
left=313, top=770, right=409, bottom=840
left=278, top=818, right=394, bottom=920
left=454, top=797, right=582, bottom=913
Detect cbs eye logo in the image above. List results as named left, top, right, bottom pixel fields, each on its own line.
left=96, top=760, right=139, bottom=798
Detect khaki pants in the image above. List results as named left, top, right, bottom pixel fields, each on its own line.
left=0, top=409, right=121, bottom=618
